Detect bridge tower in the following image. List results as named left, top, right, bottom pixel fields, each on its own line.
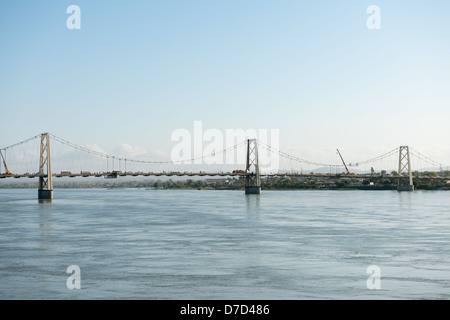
left=38, top=133, right=53, bottom=200
left=397, top=146, right=414, bottom=192
left=245, top=139, right=261, bottom=194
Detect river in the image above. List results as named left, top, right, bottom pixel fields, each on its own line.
left=1, top=188, right=449, bottom=299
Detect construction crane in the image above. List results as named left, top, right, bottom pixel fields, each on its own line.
left=0, top=150, right=12, bottom=176
left=336, top=149, right=354, bottom=175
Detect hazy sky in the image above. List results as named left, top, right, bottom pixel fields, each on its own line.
left=1, top=1, right=450, bottom=166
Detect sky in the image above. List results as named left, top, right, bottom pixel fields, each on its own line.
left=1, top=0, right=450, bottom=167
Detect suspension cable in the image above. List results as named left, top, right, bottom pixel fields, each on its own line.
left=1, top=134, right=41, bottom=151
left=256, top=139, right=343, bottom=168
left=347, top=148, right=398, bottom=167
left=5, top=133, right=449, bottom=173
left=50, top=133, right=247, bottom=165
left=409, top=147, right=449, bottom=169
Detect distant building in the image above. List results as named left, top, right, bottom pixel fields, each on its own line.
left=205, top=178, right=229, bottom=184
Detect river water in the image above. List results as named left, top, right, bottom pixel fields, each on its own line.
left=0, top=188, right=449, bottom=299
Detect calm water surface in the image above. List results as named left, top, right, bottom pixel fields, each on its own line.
left=1, top=188, right=450, bottom=299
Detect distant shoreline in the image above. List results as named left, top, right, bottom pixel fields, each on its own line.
left=1, top=176, right=449, bottom=191
left=1, top=185, right=449, bottom=191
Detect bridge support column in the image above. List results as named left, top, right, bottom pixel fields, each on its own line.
left=38, top=133, right=53, bottom=200
left=245, top=139, right=261, bottom=195
left=397, top=146, right=414, bottom=192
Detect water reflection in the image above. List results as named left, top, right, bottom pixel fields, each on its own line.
left=242, top=194, right=263, bottom=276
left=38, top=199, right=53, bottom=204
left=396, top=190, right=413, bottom=213
left=38, top=199, right=54, bottom=248
left=245, top=194, right=260, bottom=210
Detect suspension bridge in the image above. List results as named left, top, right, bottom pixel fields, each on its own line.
left=1, top=133, right=449, bottom=199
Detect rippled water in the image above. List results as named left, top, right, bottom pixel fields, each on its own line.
left=1, top=188, right=450, bottom=299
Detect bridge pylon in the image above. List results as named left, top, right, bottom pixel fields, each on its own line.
left=245, top=139, right=261, bottom=194
left=38, top=133, right=53, bottom=200
left=397, top=146, right=414, bottom=192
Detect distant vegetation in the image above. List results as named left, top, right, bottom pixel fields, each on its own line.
left=1, top=172, right=449, bottom=190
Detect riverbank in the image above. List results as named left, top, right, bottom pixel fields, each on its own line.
left=1, top=179, right=449, bottom=191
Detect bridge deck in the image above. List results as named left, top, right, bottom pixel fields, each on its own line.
left=0, top=172, right=447, bottom=180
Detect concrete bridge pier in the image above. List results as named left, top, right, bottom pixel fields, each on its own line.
left=38, top=189, right=53, bottom=200
left=245, top=186, right=261, bottom=195
left=397, top=184, right=414, bottom=192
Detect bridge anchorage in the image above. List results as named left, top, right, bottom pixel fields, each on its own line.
left=38, top=133, right=53, bottom=200
left=397, top=146, right=414, bottom=192
left=245, top=139, right=261, bottom=195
